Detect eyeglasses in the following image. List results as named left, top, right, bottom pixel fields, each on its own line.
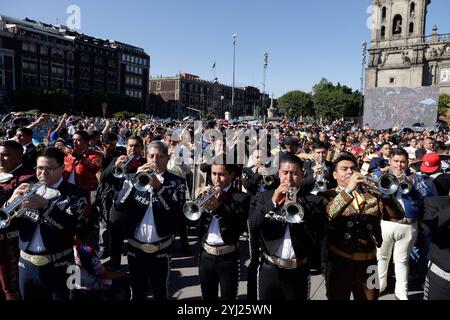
left=36, top=165, right=62, bottom=173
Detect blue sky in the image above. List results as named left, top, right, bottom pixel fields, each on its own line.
left=2, top=0, right=450, bottom=98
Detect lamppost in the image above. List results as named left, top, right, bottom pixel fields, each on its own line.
left=231, top=33, right=237, bottom=115
left=262, top=52, right=268, bottom=118
left=359, top=42, right=367, bottom=125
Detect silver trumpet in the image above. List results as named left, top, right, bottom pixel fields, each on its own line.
left=0, top=182, right=46, bottom=229
left=183, top=185, right=222, bottom=221
left=263, top=175, right=276, bottom=187
left=314, top=159, right=327, bottom=192
left=132, top=170, right=156, bottom=192
left=266, top=187, right=304, bottom=224
left=399, top=175, right=412, bottom=195
left=363, top=174, right=399, bottom=196
left=113, top=156, right=135, bottom=178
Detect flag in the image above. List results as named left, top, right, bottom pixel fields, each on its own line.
left=211, top=61, right=216, bottom=71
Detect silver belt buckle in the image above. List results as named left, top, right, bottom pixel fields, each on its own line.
left=141, top=243, right=158, bottom=254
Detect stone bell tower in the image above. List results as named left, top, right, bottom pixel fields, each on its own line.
left=365, top=0, right=432, bottom=89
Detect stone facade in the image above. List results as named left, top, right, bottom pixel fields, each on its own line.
left=365, top=0, right=450, bottom=95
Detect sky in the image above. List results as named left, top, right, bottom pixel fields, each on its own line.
left=2, top=0, right=450, bottom=98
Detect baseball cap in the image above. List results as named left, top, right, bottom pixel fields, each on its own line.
left=420, top=153, right=441, bottom=173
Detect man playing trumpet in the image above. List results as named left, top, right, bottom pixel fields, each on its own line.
left=249, top=154, right=325, bottom=300
left=373, top=148, right=432, bottom=300
left=196, top=161, right=250, bottom=301
left=114, top=141, right=185, bottom=300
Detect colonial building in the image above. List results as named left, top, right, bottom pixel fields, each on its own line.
left=149, top=73, right=266, bottom=119
left=0, top=15, right=149, bottom=112
left=365, top=0, right=450, bottom=94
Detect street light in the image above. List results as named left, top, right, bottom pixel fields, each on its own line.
left=262, top=52, right=268, bottom=117
left=359, top=41, right=367, bottom=125
left=231, top=33, right=237, bottom=115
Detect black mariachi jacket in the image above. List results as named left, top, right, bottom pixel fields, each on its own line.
left=16, top=180, right=88, bottom=254
left=249, top=189, right=326, bottom=261
left=198, top=186, right=250, bottom=245
left=114, top=171, right=185, bottom=240
left=241, top=166, right=279, bottom=196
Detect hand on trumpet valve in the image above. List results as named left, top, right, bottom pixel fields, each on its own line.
left=271, top=182, right=291, bottom=204
left=347, top=172, right=365, bottom=193
left=10, top=183, right=48, bottom=209
left=115, top=155, right=129, bottom=167
left=136, top=163, right=161, bottom=190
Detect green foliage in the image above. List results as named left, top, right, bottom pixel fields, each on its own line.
left=135, top=113, right=147, bottom=120
left=278, top=90, right=314, bottom=119
left=439, top=94, right=450, bottom=118
left=203, top=108, right=217, bottom=120
left=113, top=111, right=135, bottom=120
left=24, top=109, right=41, bottom=115
left=76, top=92, right=143, bottom=116
left=14, top=88, right=71, bottom=114
left=312, top=78, right=361, bottom=120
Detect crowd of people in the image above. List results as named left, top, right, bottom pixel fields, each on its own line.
left=0, top=111, right=449, bottom=301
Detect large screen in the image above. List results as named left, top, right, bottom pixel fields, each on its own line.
left=363, top=87, right=439, bottom=130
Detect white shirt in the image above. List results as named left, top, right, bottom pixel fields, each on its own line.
left=134, top=172, right=165, bottom=244
left=274, top=225, right=296, bottom=259
left=28, top=178, right=63, bottom=253
left=205, top=184, right=231, bottom=246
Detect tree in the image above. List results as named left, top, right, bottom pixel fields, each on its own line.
left=312, top=78, right=361, bottom=120
left=278, top=90, right=314, bottom=119
left=14, top=88, right=71, bottom=114
left=202, top=108, right=217, bottom=120
left=439, top=94, right=450, bottom=118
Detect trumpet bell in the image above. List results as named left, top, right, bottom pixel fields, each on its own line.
left=284, top=203, right=304, bottom=224
left=378, top=174, right=399, bottom=195
left=134, top=172, right=153, bottom=192
left=183, top=201, right=202, bottom=221
left=263, top=175, right=275, bottom=187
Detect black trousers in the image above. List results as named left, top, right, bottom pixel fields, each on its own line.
left=199, top=250, right=239, bottom=301
left=127, top=244, right=172, bottom=300
left=109, top=220, right=127, bottom=269
left=258, top=260, right=310, bottom=300
left=424, top=266, right=450, bottom=300
left=18, top=256, right=72, bottom=300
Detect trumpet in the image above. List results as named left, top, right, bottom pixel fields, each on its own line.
left=113, top=156, right=135, bottom=178
left=0, top=182, right=46, bottom=229
left=362, top=174, right=400, bottom=196
left=263, top=175, right=275, bottom=187
left=132, top=170, right=156, bottom=192
left=266, top=187, right=304, bottom=224
left=314, top=158, right=327, bottom=192
left=183, top=185, right=222, bottom=221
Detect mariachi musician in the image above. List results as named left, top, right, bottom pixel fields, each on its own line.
left=320, top=153, right=404, bottom=300
left=250, top=154, right=325, bottom=300
left=0, top=140, right=36, bottom=300
left=3, top=147, right=88, bottom=300
left=194, top=160, right=250, bottom=301
left=114, top=141, right=185, bottom=300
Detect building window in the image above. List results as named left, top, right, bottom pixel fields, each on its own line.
left=389, top=77, right=395, bottom=84
left=156, top=81, right=161, bottom=90
left=409, top=22, right=414, bottom=34
left=381, top=26, right=386, bottom=39
left=393, top=15, right=402, bottom=35
left=40, top=46, right=48, bottom=56
left=382, top=7, right=387, bottom=20
left=410, top=3, right=415, bottom=17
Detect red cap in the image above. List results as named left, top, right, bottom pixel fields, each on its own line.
left=420, top=153, right=441, bottom=173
